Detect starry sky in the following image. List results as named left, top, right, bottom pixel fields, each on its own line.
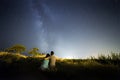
left=0, top=0, right=120, bottom=58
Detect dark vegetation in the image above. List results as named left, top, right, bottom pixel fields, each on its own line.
left=0, top=52, right=120, bottom=80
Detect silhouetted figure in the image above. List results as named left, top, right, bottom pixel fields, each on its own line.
left=49, top=51, right=57, bottom=70
left=40, top=53, right=50, bottom=71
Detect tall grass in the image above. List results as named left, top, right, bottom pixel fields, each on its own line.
left=0, top=52, right=119, bottom=80
left=98, top=52, right=120, bottom=60
left=0, top=52, right=119, bottom=67
left=0, top=52, right=119, bottom=65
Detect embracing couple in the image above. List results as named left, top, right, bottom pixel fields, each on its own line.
left=40, top=51, right=57, bottom=71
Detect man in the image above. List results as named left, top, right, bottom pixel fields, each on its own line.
left=49, top=51, right=57, bottom=70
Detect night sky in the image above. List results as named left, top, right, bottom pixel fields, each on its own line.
left=0, top=0, right=120, bottom=58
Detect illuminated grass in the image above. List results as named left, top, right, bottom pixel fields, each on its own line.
left=0, top=52, right=119, bottom=80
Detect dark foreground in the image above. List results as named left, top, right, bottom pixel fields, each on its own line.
left=0, top=64, right=119, bottom=80
left=0, top=54, right=120, bottom=80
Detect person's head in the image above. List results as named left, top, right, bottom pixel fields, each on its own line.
left=50, top=51, right=54, bottom=56
left=45, top=53, right=50, bottom=58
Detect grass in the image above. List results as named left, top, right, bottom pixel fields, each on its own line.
left=0, top=52, right=120, bottom=80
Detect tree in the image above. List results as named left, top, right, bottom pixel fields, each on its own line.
left=28, top=48, right=41, bottom=56
left=7, top=44, right=26, bottom=53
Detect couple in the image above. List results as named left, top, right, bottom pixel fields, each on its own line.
left=40, top=51, right=57, bottom=71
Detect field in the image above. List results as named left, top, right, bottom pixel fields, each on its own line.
left=0, top=52, right=120, bottom=80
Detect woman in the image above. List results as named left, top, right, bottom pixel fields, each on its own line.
left=40, top=54, right=50, bottom=71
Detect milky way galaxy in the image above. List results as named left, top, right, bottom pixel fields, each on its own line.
left=0, top=0, right=120, bottom=58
